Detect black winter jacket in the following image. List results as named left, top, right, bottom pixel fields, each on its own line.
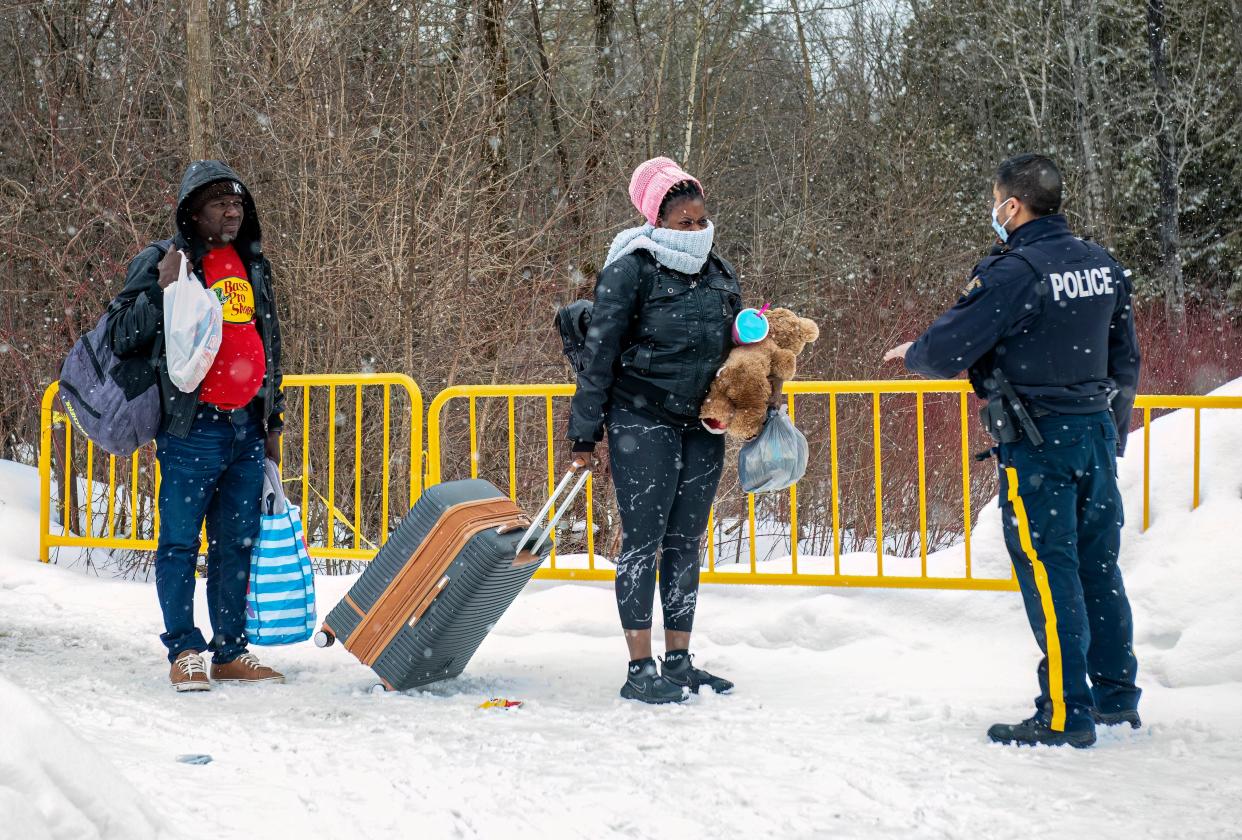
left=568, top=248, right=743, bottom=446
left=105, top=161, right=285, bottom=438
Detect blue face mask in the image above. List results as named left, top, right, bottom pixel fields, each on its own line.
left=991, top=199, right=1016, bottom=242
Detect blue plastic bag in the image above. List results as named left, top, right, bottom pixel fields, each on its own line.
left=245, top=459, right=316, bottom=645
left=738, top=407, right=809, bottom=494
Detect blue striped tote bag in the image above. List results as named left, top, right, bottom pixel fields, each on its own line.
left=245, top=459, right=316, bottom=645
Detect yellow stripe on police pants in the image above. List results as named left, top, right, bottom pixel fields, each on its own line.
left=1004, top=466, right=1067, bottom=732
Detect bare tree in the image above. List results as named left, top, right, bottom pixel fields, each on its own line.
left=2, top=0, right=1239, bottom=564
left=186, top=0, right=215, bottom=159
left=579, top=0, right=617, bottom=246
left=479, top=0, right=510, bottom=195
left=527, top=0, right=573, bottom=216
left=681, top=0, right=707, bottom=164
left=1060, top=0, right=1109, bottom=242
left=1147, top=0, right=1184, bottom=315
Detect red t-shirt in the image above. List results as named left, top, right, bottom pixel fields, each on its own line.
left=197, top=244, right=267, bottom=410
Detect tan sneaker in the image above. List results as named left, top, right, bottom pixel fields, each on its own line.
left=170, top=651, right=211, bottom=693
left=210, top=652, right=285, bottom=684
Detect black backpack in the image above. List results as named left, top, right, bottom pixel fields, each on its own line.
left=554, top=253, right=670, bottom=375
left=555, top=299, right=595, bottom=374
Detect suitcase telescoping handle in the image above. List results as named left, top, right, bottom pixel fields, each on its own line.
left=516, top=460, right=591, bottom=559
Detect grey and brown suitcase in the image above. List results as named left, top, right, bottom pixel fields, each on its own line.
left=315, top=469, right=588, bottom=691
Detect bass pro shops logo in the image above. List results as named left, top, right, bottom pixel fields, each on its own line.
left=210, top=277, right=256, bottom=324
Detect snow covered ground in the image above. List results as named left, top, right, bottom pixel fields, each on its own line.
left=2, top=383, right=1242, bottom=840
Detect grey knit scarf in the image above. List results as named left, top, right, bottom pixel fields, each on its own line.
left=603, top=221, right=715, bottom=275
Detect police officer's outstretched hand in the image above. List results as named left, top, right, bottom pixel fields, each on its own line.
left=883, top=342, right=912, bottom=363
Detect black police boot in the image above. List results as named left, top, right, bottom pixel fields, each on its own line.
left=1093, top=709, right=1142, bottom=729
left=660, top=649, right=734, bottom=695
left=987, top=715, right=1096, bottom=749
left=620, top=658, right=687, bottom=704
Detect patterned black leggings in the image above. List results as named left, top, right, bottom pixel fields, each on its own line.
left=605, top=401, right=725, bottom=632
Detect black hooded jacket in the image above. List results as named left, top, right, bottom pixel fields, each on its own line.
left=567, top=248, right=742, bottom=445
left=105, top=160, right=285, bottom=438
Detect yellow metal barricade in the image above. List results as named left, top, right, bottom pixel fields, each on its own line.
left=37, top=376, right=1242, bottom=587
left=426, top=384, right=590, bottom=573
left=425, top=382, right=1242, bottom=591
left=709, top=380, right=1009, bottom=589
left=426, top=381, right=1006, bottom=589
left=1132, top=393, right=1242, bottom=531
left=38, top=373, right=423, bottom=565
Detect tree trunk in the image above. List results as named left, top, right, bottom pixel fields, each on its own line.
left=789, top=0, right=815, bottom=213
left=527, top=0, right=581, bottom=275
left=450, top=0, right=471, bottom=66
left=527, top=0, right=571, bottom=194
left=1060, top=0, right=1107, bottom=242
left=1234, top=0, right=1242, bottom=100
left=649, top=0, right=675, bottom=158
left=1146, top=0, right=1185, bottom=316
left=581, top=0, right=616, bottom=236
left=1083, top=0, right=1113, bottom=215
left=681, top=3, right=706, bottom=165
left=789, top=0, right=816, bottom=124
left=50, top=417, right=79, bottom=538
left=478, top=0, right=509, bottom=194
left=186, top=0, right=214, bottom=160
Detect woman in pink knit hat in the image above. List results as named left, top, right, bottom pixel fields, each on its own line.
left=565, top=157, right=752, bottom=704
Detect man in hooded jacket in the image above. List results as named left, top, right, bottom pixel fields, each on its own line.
left=107, top=161, right=286, bottom=691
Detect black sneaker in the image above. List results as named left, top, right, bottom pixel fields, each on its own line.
left=987, top=715, right=1096, bottom=749
left=660, top=650, right=734, bottom=695
left=620, top=658, right=687, bottom=704
left=1093, top=709, right=1142, bottom=729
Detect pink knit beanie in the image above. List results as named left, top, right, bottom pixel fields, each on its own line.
left=628, top=157, right=703, bottom=225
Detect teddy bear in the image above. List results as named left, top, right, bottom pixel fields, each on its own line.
left=700, top=307, right=820, bottom=440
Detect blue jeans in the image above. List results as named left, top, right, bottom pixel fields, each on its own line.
left=998, top=411, right=1140, bottom=733
left=155, top=408, right=264, bottom=664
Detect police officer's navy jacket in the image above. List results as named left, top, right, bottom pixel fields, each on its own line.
left=904, top=214, right=1141, bottom=452
left=568, top=249, right=743, bottom=445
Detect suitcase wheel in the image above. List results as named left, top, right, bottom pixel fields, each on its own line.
left=313, top=629, right=335, bottom=648
left=370, top=683, right=390, bottom=696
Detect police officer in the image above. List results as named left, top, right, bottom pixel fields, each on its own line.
left=884, top=153, right=1142, bottom=748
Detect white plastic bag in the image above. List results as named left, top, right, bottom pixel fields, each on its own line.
left=738, top=407, right=809, bottom=494
left=163, top=251, right=222, bottom=393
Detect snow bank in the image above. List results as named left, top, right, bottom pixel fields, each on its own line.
left=1114, top=377, right=1242, bottom=687
left=0, top=458, right=44, bottom=565
left=0, top=677, right=166, bottom=840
